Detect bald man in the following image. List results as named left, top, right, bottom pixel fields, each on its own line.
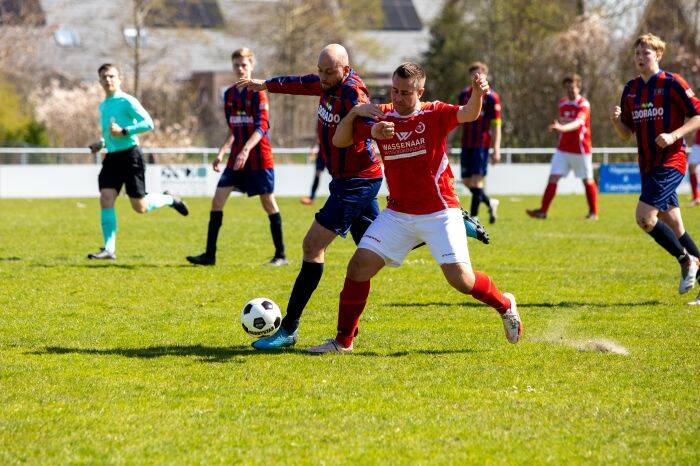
left=236, top=44, right=384, bottom=349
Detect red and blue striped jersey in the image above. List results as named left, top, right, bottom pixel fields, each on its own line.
left=223, top=86, right=273, bottom=170
left=265, top=69, right=382, bottom=179
left=458, top=86, right=501, bottom=149
left=620, top=71, right=700, bottom=175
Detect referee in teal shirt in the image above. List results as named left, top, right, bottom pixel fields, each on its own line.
left=87, top=63, right=189, bottom=260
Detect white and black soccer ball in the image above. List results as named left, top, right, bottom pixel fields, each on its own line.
left=241, top=297, right=282, bottom=338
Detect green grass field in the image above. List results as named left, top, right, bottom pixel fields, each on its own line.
left=1, top=194, right=698, bottom=465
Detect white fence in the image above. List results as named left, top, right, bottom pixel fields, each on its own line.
left=0, top=147, right=647, bottom=198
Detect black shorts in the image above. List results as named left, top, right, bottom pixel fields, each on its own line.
left=98, top=146, right=147, bottom=198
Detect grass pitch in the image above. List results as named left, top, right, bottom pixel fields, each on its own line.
left=0, top=194, right=698, bottom=465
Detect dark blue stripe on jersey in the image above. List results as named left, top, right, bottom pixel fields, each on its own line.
left=661, top=73, right=673, bottom=162
left=320, top=118, right=332, bottom=175
left=337, top=83, right=350, bottom=176
left=250, top=91, right=260, bottom=168
left=644, top=76, right=658, bottom=168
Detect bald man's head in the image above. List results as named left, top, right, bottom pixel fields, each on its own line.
left=317, top=43, right=350, bottom=90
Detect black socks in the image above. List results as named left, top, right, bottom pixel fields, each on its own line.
left=648, top=220, right=686, bottom=261
left=268, top=212, right=285, bottom=259
left=281, top=261, right=324, bottom=333
left=206, top=211, right=223, bottom=257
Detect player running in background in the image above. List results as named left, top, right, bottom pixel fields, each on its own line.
left=459, top=61, right=501, bottom=223
left=687, top=129, right=700, bottom=206
left=236, top=44, right=384, bottom=349
left=187, top=48, right=286, bottom=266
left=610, top=33, right=700, bottom=301
left=308, top=62, right=521, bottom=353
left=87, top=63, right=188, bottom=260
left=300, top=141, right=324, bottom=205
left=527, top=74, right=598, bottom=220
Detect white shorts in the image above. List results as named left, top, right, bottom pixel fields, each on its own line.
left=550, top=150, right=593, bottom=179
left=689, top=145, right=700, bottom=165
left=358, top=208, right=471, bottom=268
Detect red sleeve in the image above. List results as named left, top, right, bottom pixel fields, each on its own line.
left=436, top=101, right=460, bottom=131
left=252, top=90, right=269, bottom=136
left=670, top=75, right=700, bottom=118
left=265, top=74, right=322, bottom=96
left=576, top=99, right=590, bottom=122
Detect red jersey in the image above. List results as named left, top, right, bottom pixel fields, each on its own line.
left=223, top=86, right=273, bottom=170
left=265, top=69, right=382, bottom=179
left=354, top=101, right=461, bottom=215
left=695, top=129, right=700, bottom=145
left=620, top=71, right=700, bottom=175
left=556, top=96, right=591, bottom=154
left=458, top=87, right=501, bottom=149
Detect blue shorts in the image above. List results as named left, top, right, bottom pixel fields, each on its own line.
left=315, top=155, right=326, bottom=172
left=460, top=148, right=489, bottom=178
left=217, top=167, right=274, bottom=197
left=315, top=177, right=382, bottom=238
left=639, top=166, right=683, bottom=212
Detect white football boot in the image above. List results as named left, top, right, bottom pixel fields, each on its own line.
left=307, top=338, right=353, bottom=354
left=679, top=255, right=699, bottom=294
left=501, top=293, right=522, bottom=344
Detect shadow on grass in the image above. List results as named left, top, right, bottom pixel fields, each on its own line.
left=0, top=256, right=21, bottom=261
left=33, top=344, right=478, bottom=361
left=34, top=344, right=264, bottom=363
left=30, top=263, right=192, bottom=270
left=385, top=300, right=661, bottom=309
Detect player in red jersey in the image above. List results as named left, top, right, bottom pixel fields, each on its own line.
left=459, top=61, right=502, bottom=223
left=687, top=129, right=700, bottom=206
left=527, top=74, right=598, bottom=220
left=187, top=48, right=286, bottom=266
left=610, top=34, right=700, bottom=302
left=235, top=44, right=385, bottom=349
left=307, top=62, right=521, bottom=353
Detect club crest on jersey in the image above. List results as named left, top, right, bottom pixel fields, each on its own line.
left=396, top=131, right=413, bottom=141
left=415, top=122, right=426, bottom=134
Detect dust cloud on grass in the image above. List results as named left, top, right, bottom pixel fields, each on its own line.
left=532, top=315, right=630, bottom=355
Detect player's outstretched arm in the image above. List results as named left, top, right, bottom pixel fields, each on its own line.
left=457, top=73, right=487, bottom=123
left=610, top=105, right=633, bottom=140
left=235, top=78, right=267, bottom=91
left=549, top=119, right=584, bottom=133
left=656, top=115, right=700, bottom=148
left=333, top=103, right=384, bottom=148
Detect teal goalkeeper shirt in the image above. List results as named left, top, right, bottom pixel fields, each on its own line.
left=99, top=90, right=154, bottom=153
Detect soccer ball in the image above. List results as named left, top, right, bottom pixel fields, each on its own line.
left=241, top=297, right=282, bottom=338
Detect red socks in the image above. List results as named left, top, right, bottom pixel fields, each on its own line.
left=541, top=183, right=557, bottom=213
left=335, top=277, right=371, bottom=348
left=470, top=271, right=511, bottom=315
left=691, top=171, right=699, bottom=200
left=584, top=181, right=598, bottom=215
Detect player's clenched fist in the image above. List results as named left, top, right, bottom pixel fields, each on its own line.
left=371, top=121, right=395, bottom=140
left=655, top=132, right=677, bottom=148
left=472, top=72, right=489, bottom=96
left=235, top=78, right=267, bottom=91
left=610, top=105, right=622, bottom=121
